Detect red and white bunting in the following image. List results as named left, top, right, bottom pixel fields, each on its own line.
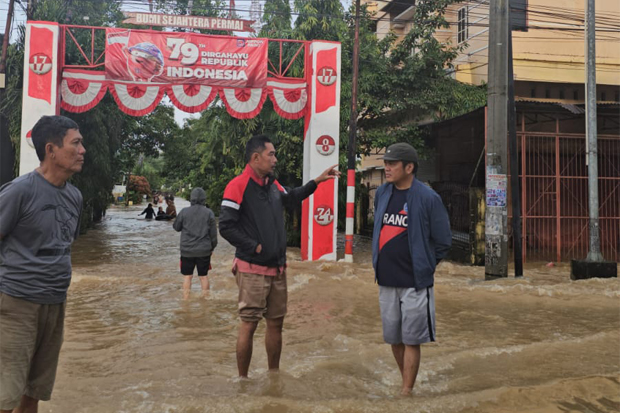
left=109, top=82, right=165, bottom=116
left=58, top=71, right=310, bottom=119
left=219, top=88, right=267, bottom=119
left=267, top=80, right=308, bottom=120
left=166, top=84, right=217, bottom=113
left=60, top=69, right=108, bottom=113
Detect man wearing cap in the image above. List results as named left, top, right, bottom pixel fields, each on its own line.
left=372, top=142, right=451, bottom=395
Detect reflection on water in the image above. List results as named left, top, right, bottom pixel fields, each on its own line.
left=41, top=200, right=620, bottom=412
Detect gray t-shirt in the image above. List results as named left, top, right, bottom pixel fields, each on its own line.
left=0, top=170, right=83, bottom=304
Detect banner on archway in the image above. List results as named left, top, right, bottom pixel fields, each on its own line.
left=105, top=29, right=268, bottom=87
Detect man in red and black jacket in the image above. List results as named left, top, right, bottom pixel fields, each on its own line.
left=219, top=134, right=339, bottom=378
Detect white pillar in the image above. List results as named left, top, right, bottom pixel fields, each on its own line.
left=301, top=41, right=341, bottom=261
left=19, top=21, right=60, bottom=176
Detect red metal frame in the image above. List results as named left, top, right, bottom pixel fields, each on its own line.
left=59, top=24, right=309, bottom=81
left=61, top=25, right=107, bottom=69
left=513, top=113, right=620, bottom=263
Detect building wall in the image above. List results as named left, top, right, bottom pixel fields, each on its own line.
left=363, top=0, right=414, bottom=44
left=367, top=0, right=620, bottom=90
left=446, top=0, right=620, bottom=88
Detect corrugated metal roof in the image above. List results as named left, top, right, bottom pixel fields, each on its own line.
left=515, top=97, right=584, bottom=114
left=514, top=97, right=620, bottom=114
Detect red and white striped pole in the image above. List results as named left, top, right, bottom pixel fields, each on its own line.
left=344, top=169, right=355, bottom=262
left=344, top=0, right=361, bottom=263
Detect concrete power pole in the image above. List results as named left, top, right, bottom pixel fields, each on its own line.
left=485, top=0, right=510, bottom=279
left=0, top=0, right=16, bottom=186
left=584, top=0, right=602, bottom=263
left=571, top=0, right=617, bottom=279
left=344, top=0, right=361, bottom=263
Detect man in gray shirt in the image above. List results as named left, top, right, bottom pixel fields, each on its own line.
left=173, top=187, right=217, bottom=299
left=0, top=115, right=85, bottom=413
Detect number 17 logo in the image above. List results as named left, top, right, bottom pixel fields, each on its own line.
left=29, top=53, right=52, bottom=75
left=317, top=66, right=337, bottom=86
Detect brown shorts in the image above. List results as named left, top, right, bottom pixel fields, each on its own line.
left=0, top=293, right=65, bottom=410
left=235, top=270, right=287, bottom=322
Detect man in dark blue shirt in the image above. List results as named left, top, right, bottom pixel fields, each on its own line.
left=372, top=142, right=451, bottom=396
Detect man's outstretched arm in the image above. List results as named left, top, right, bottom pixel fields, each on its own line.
left=282, top=164, right=340, bottom=206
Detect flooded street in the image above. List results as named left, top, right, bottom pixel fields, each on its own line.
left=42, top=200, right=619, bottom=413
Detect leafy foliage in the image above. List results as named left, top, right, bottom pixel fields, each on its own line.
left=161, top=0, right=487, bottom=238
left=262, top=0, right=292, bottom=35
left=127, top=175, right=152, bottom=195
left=118, top=105, right=180, bottom=174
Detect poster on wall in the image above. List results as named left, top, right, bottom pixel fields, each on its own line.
left=105, top=28, right=268, bottom=88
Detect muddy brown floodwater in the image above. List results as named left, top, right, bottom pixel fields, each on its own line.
left=40, top=200, right=619, bottom=413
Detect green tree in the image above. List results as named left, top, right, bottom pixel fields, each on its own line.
left=294, top=0, right=347, bottom=42
left=161, top=0, right=486, bottom=242
left=356, top=0, right=487, bottom=152
left=134, top=156, right=165, bottom=193
left=262, top=0, right=292, bottom=35
left=118, top=105, right=180, bottom=175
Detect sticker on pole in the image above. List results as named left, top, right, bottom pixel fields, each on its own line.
left=29, top=53, right=53, bottom=75
left=316, top=135, right=335, bottom=156
left=486, top=174, right=507, bottom=207
left=317, top=66, right=337, bottom=86
left=314, top=205, right=334, bottom=226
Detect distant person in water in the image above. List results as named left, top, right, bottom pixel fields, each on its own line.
left=165, top=196, right=177, bottom=219
left=156, top=197, right=177, bottom=221
left=139, top=203, right=155, bottom=219
left=157, top=206, right=165, bottom=217
left=372, top=143, right=451, bottom=396
left=173, top=188, right=217, bottom=299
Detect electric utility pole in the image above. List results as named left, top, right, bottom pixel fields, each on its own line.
left=344, top=0, right=361, bottom=263
left=571, top=0, right=617, bottom=279
left=507, top=19, right=523, bottom=277
left=584, top=0, right=602, bottom=263
left=27, top=0, right=37, bottom=20
left=0, top=0, right=16, bottom=186
left=485, top=0, right=509, bottom=279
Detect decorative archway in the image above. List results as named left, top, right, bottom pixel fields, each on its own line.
left=20, top=21, right=341, bottom=261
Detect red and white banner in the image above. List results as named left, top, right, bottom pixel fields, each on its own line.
left=219, top=87, right=267, bottom=119
left=20, top=21, right=60, bottom=176
left=105, top=28, right=267, bottom=88
left=109, top=82, right=166, bottom=117
left=267, top=79, right=308, bottom=120
left=122, top=12, right=256, bottom=33
left=166, top=84, right=218, bottom=113
left=60, top=69, right=108, bottom=113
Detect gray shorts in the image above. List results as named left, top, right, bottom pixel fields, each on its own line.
left=378, top=286, right=436, bottom=345
left=0, top=293, right=65, bottom=410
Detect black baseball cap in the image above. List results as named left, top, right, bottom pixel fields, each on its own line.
left=382, top=143, right=419, bottom=164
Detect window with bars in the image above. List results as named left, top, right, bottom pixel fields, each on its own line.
left=457, top=7, right=468, bottom=43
